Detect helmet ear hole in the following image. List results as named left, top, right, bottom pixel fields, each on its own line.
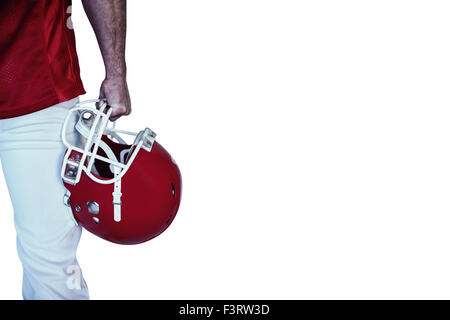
left=171, top=183, right=176, bottom=197
left=87, top=201, right=99, bottom=214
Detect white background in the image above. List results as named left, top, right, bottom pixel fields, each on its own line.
left=1, top=0, right=450, bottom=299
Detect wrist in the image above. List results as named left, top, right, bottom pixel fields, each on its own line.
left=105, top=59, right=127, bottom=79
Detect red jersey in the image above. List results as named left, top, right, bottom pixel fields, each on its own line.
left=0, top=0, right=85, bottom=119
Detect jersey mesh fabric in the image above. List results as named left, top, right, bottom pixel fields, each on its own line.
left=0, top=0, right=85, bottom=119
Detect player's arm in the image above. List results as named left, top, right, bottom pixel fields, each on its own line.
left=81, top=0, right=131, bottom=121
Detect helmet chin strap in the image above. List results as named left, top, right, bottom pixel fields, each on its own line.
left=112, top=166, right=122, bottom=222
left=75, top=111, right=123, bottom=222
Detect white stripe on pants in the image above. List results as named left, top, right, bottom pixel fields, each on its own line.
left=0, top=97, right=89, bottom=300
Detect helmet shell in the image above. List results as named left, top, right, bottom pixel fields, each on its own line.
left=63, top=136, right=182, bottom=245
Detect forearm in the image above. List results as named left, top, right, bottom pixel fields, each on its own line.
left=81, top=0, right=127, bottom=79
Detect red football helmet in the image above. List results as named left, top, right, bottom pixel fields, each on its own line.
left=61, top=100, right=182, bottom=245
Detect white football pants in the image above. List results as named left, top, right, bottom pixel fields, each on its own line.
left=0, top=97, right=89, bottom=300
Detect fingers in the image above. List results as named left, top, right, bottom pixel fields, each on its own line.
left=95, top=98, right=108, bottom=111
left=97, top=78, right=132, bottom=121
left=93, top=99, right=122, bottom=121
left=108, top=105, right=130, bottom=122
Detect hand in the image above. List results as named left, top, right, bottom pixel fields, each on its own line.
left=98, top=77, right=131, bottom=121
